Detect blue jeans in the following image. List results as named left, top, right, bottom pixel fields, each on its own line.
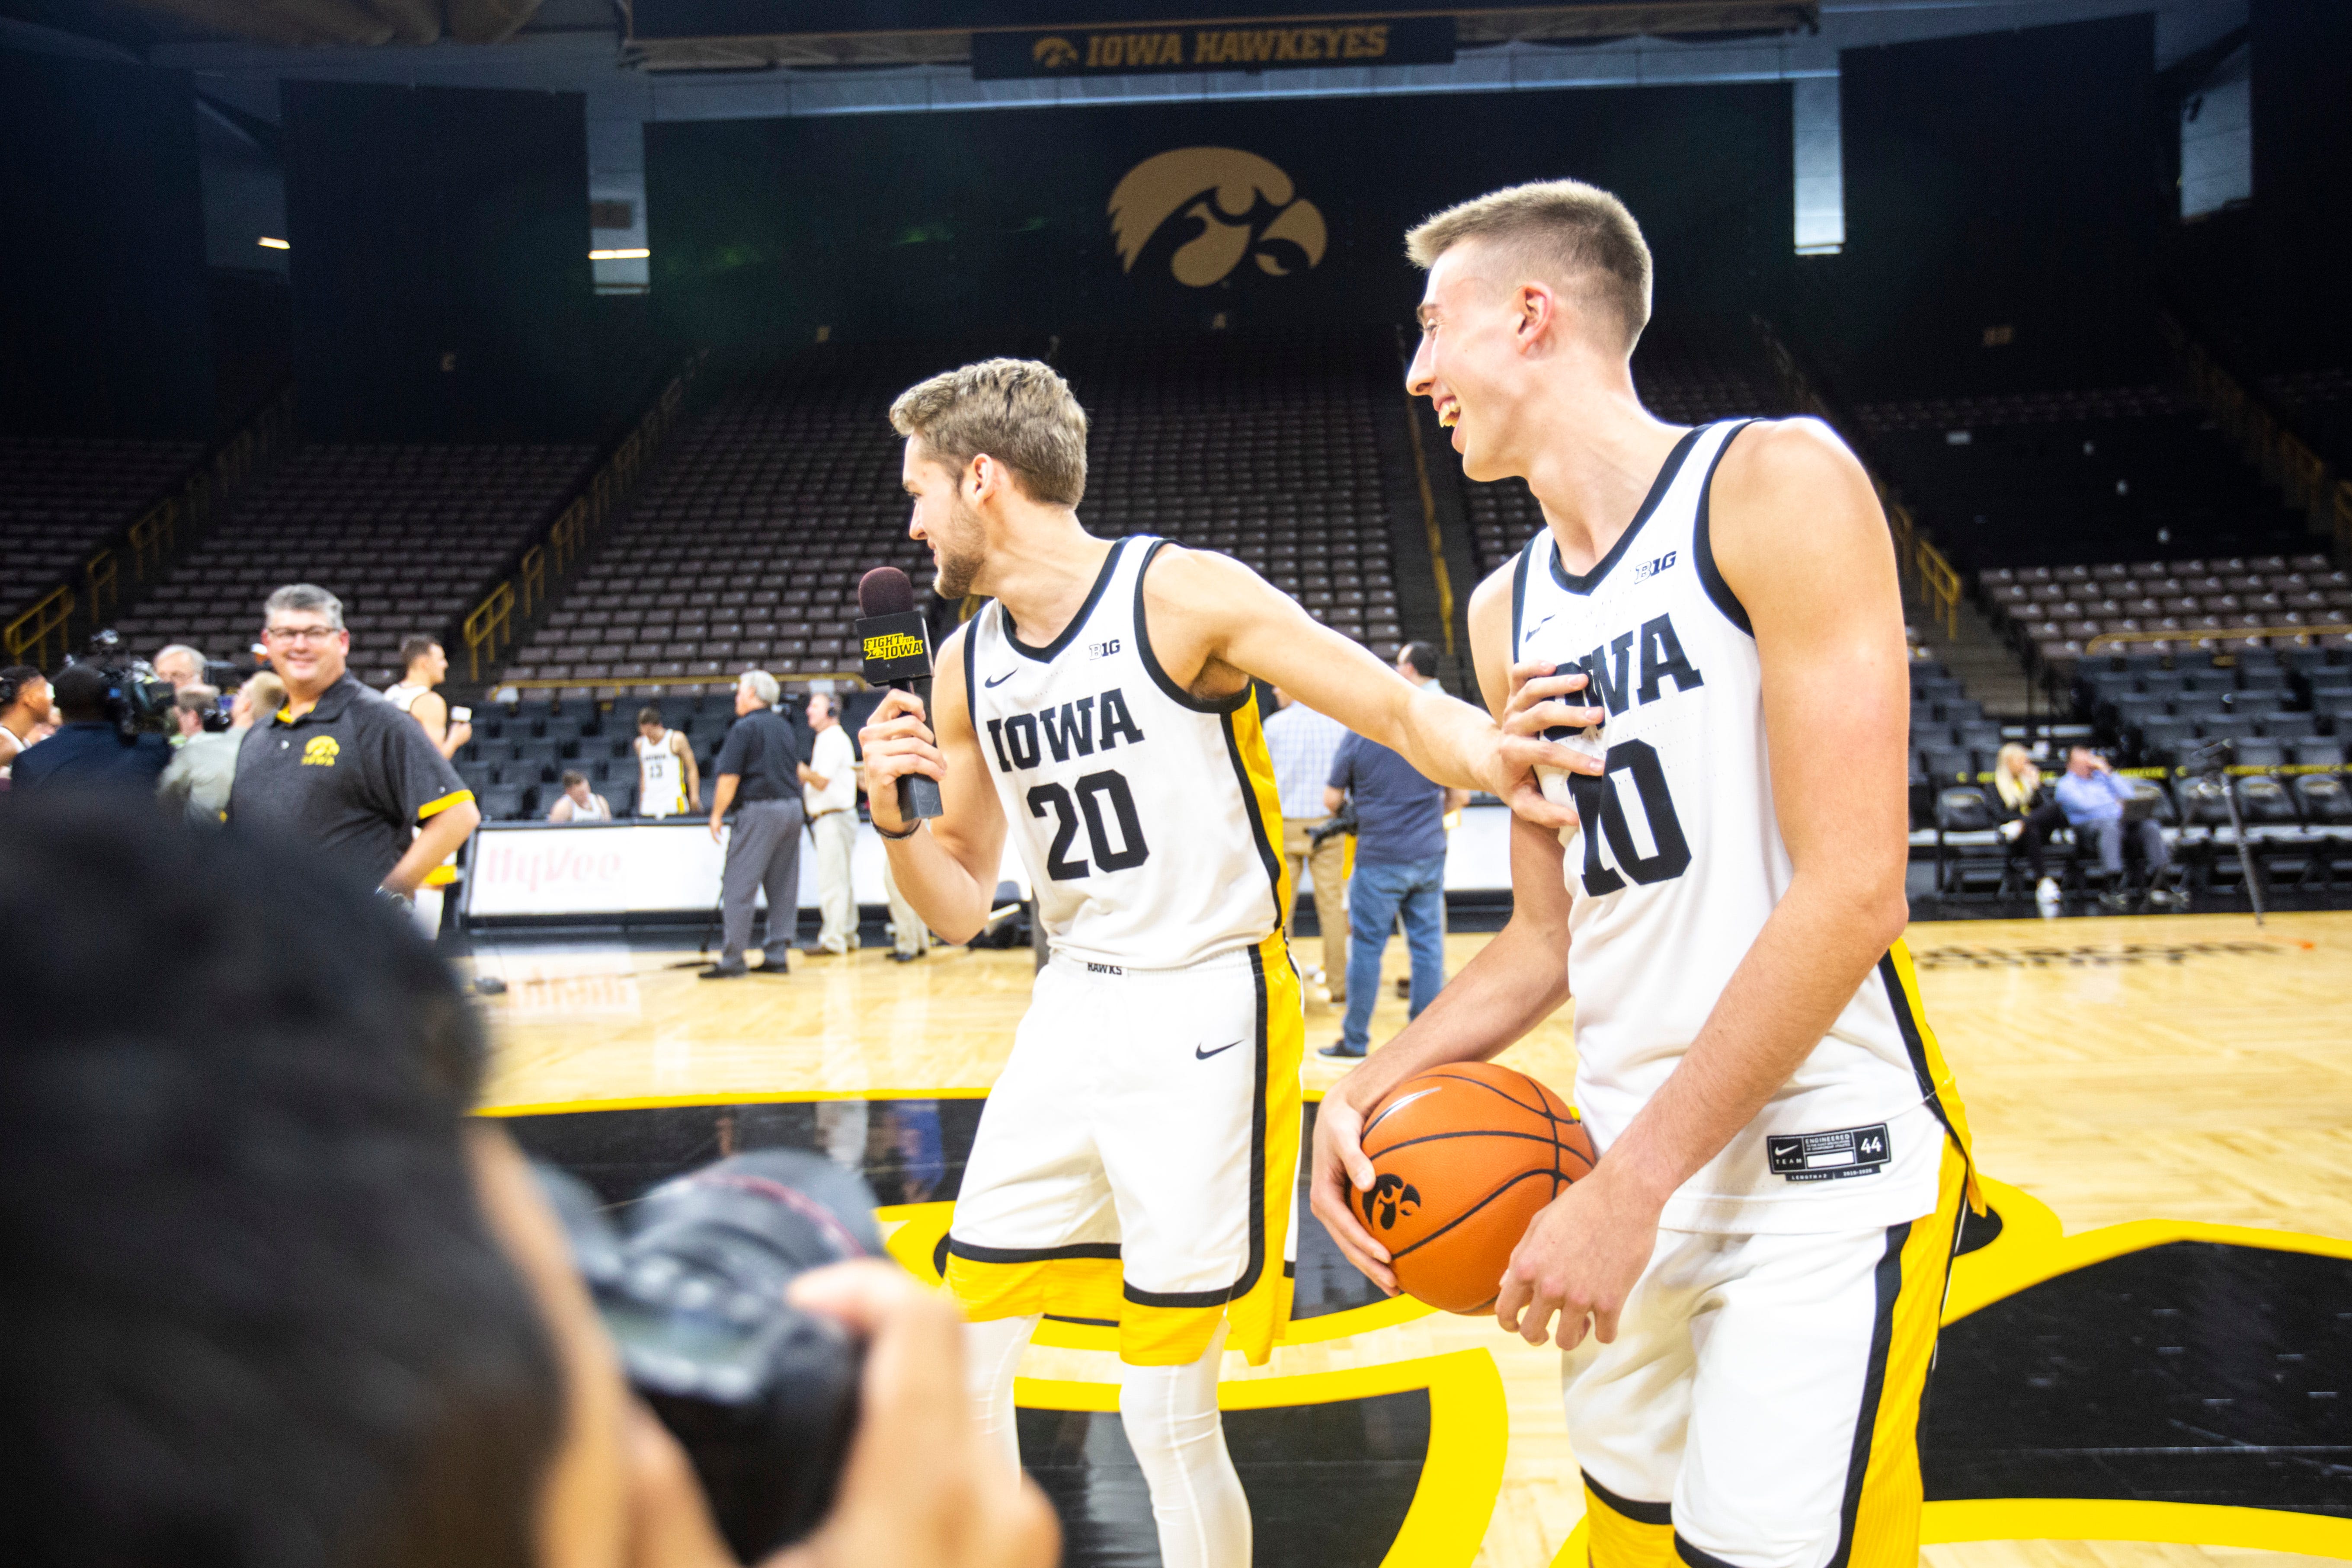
left=1341, top=852, right=1448, bottom=1053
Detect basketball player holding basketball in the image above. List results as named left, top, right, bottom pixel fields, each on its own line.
left=1311, top=181, right=1981, bottom=1568
left=857, top=358, right=1596, bottom=1568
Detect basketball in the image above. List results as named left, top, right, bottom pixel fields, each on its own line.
left=1357, top=1062, right=1596, bottom=1315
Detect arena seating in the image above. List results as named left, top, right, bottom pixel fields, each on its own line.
left=1062, top=329, right=1402, bottom=653
left=110, top=443, right=595, bottom=688
left=2263, top=366, right=2352, bottom=473
left=1978, top=554, right=2351, bottom=673
left=476, top=331, right=1406, bottom=817
left=1460, top=323, right=1796, bottom=578
left=1855, top=387, right=2310, bottom=573
left=0, top=437, right=203, bottom=623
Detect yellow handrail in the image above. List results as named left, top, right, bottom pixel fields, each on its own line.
left=494, top=670, right=865, bottom=694
left=1914, top=537, right=1962, bottom=640
left=2163, top=310, right=2341, bottom=551
left=462, top=580, right=516, bottom=683
left=2085, top=621, right=2352, bottom=653
left=86, top=549, right=120, bottom=630
left=457, top=351, right=705, bottom=688
left=3, top=584, right=75, bottom=668
left=127, top=497, right=177, bottom=579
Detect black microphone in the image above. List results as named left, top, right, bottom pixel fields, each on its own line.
left=857, top=566, right=944, bottom=822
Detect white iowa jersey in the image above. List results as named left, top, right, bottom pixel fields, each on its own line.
left=637, top=733, right=686, bottom=817
left=965, top=535, right=1289, bottom=970
left=1514, top=419, right=1970, bottom=1233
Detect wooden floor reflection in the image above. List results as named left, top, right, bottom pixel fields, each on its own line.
left=474, top=912, right=2352, bottom=1568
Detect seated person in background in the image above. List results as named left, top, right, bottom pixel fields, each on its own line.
left=0, top=797, right=1056, bottom=1568
left=159, top=672, right=282, bottom=824
left=8, top=663, right=172, bottom=794
left=1991, top=742, right=2068, bottom=906
left=2054, top=745, right=2179, bottom=909
left=545, top=768, right=613, bottom=823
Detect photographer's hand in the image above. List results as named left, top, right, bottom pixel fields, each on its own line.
left=768, top=1262, right=1059, bottom=1568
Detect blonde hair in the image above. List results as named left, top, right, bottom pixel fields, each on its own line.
left=888, top=358, right=1089, bottom=508
left=1404, top=179, right=1653, bottom=353
left=1993, top=743, right=2040, bottom=812
left=240, top=671, right=286, bottom=719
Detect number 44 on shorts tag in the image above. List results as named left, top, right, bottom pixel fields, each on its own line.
left=1767, top=1124, right=1890, bottom=1182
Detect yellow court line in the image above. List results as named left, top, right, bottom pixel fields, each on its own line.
left=1946, top=1177, right=2352, bottom=1322
left=1018, top=1348, right=1507, bottom=1568
left=478, top=1087, right=993, bottom=1117
left=1922, top=1499, right=2352, bottom=1558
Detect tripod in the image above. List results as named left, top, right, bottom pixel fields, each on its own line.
left=2186, top=738, right=2266, bottom=927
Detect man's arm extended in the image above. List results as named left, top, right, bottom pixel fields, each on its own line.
left=855, top=626, right=1010, bottom=943
left=1308, top=565, right=1579, bottom=1290
left=1493, top=417, right=1914, bottom=1351
left=1139, top=547, right=1603, bottom=827
left=385, top=800, right=480, bottom=896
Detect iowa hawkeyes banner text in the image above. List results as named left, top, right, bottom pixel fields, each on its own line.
left=972, top=18, right=1453, bottom=78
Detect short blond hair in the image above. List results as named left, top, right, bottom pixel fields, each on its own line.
left=240, top=671, right=286, bottom=718
left=1405, top=179, right=1653, bottom=353
left=888, top=358, right=1089, bottom=508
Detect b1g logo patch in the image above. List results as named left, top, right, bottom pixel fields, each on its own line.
left=301, top=736, right=340, bottom=767
left=1767, top=1123, right=1889, bottom=1182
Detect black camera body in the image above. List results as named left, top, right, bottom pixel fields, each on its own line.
left=538, top=1150, right=883, bottom=1558
left=70, top=630, right=175, bottom=739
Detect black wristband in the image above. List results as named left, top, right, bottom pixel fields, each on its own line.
left=874, top=816, right=924, bottom=841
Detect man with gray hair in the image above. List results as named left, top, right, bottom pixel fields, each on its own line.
left=152, top=643, right=207, bottom=693
left=702, top=669, right=803, bottom=978
left=228, top=584, right=480, bottom=904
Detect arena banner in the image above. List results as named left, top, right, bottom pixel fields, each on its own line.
left=648, top=85, right=1791, bottom=343
left=971, top=18, right=1453, bottom=79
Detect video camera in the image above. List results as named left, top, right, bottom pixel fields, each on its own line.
left=65, top=629, right=176, bottom=739
left=536, top=1149, right=884, bottom=1559
left=1309, top=797, right=1359, bottom=848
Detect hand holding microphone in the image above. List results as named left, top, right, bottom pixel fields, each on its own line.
left=856, top=567, right=947, bottom=833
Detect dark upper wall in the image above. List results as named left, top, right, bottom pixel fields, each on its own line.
left=1821, top=13, right=2164, bottom=403
left=284, top=81, right=596, bottom=443
left=0, top=50, right=215, bottom=439
left=646, top=84, right=1793, bottom=352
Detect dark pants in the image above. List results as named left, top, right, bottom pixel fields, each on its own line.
left=721, top=797, right=804, bottom=966
left=2010, top=800, right=2070, bottom=880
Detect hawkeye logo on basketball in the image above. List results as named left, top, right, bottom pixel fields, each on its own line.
left=301, top=736, right=339, bottom=767
left=1362, top=1174, right=1420, bottom=1231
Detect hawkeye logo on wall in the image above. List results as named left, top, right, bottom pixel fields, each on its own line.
left=1109, top=148, right=1327, bottom=289
left=301, top=736, right=339, bottom=767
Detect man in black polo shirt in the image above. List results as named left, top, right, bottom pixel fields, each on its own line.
left=228, top=584, right=481, bottom=899
left=703, top=668, right=804, bottom=978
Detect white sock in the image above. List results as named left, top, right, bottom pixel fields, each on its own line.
left=1119, top=1320, right=1251, bottom=1568
left=965, top=1312, right=1042, bottom=1487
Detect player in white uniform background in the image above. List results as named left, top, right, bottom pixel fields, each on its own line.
left=1311, top=182, right=1981, bottom=1568
left=632, top=704, right=699, bottom=819
left=857, top=358, right=1596, bottom=1568
left=384, top=634, right=471, bottom=935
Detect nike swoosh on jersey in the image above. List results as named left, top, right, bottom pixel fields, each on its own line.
left=1194, top=1040, right=1243, bottom=1060
left=983, top=669, right=1017, bottom=688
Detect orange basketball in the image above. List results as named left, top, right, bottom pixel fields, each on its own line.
left=1357, top=1061, right=1596, bottom=1315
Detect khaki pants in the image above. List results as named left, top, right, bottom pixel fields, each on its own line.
left=812, top=809, right=859, bottom=953
left=1281, top=816, right=1349, bottom=998
left=881, top=854, right=929, bottom=957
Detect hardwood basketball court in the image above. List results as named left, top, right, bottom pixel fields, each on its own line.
left=474, top=911, right=2352, bottom=1568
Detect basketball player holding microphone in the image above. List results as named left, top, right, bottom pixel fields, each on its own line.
left=855, top=358, right=1597, bottom=1568
left=1310, top=181, right=1981, bottom=1568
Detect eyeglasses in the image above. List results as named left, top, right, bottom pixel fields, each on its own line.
left=264, top=624, right=342, bottom=644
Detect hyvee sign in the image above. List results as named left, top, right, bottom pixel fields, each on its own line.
left=973, top=18, right=1453, bottom=78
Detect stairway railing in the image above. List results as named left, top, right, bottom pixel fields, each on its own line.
left=460, top=353, right=705, bottom=683
left=2, top=382, right=294, bottom=667
left=2160, top=312, right=2348, bottom=560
